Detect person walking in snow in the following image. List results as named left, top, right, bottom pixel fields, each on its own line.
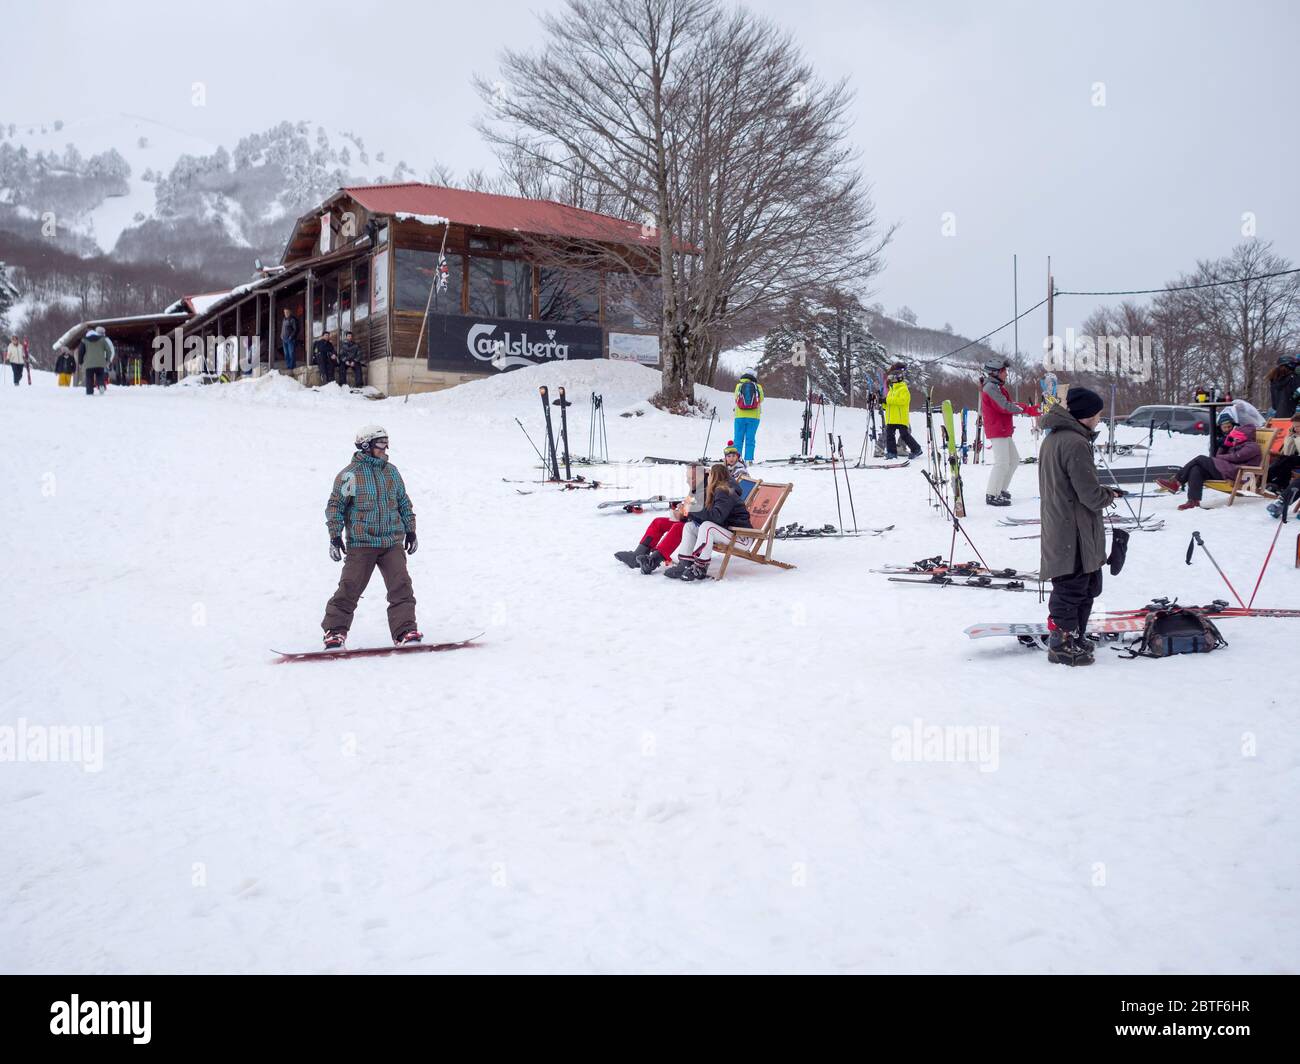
left=280, top=306, right=299, bottom=371
left=615, top=463, right=705, bottom=575
left=732, top=369, right=764, bottom=462
left=54, top=347, right=75, bottom=387
left=980, top=357, right=1038, bottom=506
left=1039, top=387, right=1118, bottom=667
left=722, top=440, right=749, bottom=483
left=882, top=363, right=923, bottom=460
left=663, top=463, right=752, bottom=581
left=77, top=327, right=113, bottom=395
left=321, top=426, right=421, bottom=649
left=1156, top=424, right=1263, bottom=510
left=5, top=334, right=24, bottom=385
left=337, top=330, right=365, bottom=388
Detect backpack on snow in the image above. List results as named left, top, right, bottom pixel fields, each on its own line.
left=736, top=379, right=761, bottom=411
left=1120, top=608, right=1227, bottom=659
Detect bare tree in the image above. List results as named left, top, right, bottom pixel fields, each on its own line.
left=475, top=0, right=891, bottom=403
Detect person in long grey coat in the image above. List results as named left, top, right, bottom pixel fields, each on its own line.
left=1038, top=387, right=1117, bottom=665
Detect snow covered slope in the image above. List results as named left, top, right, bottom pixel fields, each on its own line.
left=2, top=363, right=1296, bottom=973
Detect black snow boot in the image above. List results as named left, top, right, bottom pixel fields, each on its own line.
left=908, top=447, right=923, bottom=459
left=639, top=549, right=666, bottom=574
left=985, top=493, right=1011, bottom=507
left=615, top=540, right=653, bottom=568
left=664, top=557, right=702, bottom=580
left=1047, top=628, right=1090, bottom=666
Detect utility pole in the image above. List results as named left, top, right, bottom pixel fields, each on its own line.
left=1013, top=254, right=1019, bottom=364
left=1046, top=255, right=1055, bottom=366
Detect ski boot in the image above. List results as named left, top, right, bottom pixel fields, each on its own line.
left=615, top=540, right=652, bottom=568
left=324, top=629, right=347, bottom=650
left=985, top=493, right=1011, bottom=507
left=639, top=549, right=666, bottom=574
left=395, top=629, right=423, bottom=646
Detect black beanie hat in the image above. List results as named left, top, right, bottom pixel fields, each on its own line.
left=1066, top=386, right=1104, bottom=420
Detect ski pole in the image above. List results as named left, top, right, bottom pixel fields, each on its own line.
left=1247, top=488, right=1291, bottom=608
left=838, top=435, right=858, bottom=532
left=1185, top=531, right=1246, bottom=609
left=515, top=417, right=546, bottom=468
left=1093, top=447, right=1146, bottom=525
left=922, top=469, right=991, bottom=572
left=701, top=410, right=716, bottom=463
left=828, top=432, right=844, bottom=533
left=1134, top=420, right=1163, bottom=525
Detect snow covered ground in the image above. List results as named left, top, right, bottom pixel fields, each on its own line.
left=2, top=362, right=1296, bottom=973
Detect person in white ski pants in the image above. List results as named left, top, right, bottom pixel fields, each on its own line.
left=678, top=520, right=734, bottom=562
left=980, top=359, right=1037, bottom=504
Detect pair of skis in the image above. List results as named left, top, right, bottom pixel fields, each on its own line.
left=873, top=558, right=1038, bottom=579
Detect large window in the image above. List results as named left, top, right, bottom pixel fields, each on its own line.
left=354, top=260, right=370, bottom=321
left=468, top=256, right=532, bottom=320
left=538, top=267, right=601, bottom=325
left=395, top=248, right=464, bottom=313
left=605, top=272, right=658, bottom=329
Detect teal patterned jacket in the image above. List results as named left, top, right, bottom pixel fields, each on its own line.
left=326, top=452, right=416, bottom=548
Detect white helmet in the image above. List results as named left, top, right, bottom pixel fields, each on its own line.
left=355, top=424, right=389, bottom=450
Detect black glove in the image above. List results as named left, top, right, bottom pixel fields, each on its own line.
left=404, top=531, right=418, bottom=555
left=1107, top=527, right=1130, bottom=576
left=330, top=536, right=346, bottom=562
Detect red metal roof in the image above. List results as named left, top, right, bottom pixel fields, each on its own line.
left=341, top=183, right=672, bottom=250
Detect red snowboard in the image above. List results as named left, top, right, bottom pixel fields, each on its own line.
left=272, top=634, right=482, bottom=663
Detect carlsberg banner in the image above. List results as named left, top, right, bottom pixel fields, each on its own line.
left=427, top=314, right=605, bottom=373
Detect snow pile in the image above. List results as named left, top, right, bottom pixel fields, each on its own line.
left=2, top=363, right=1297, bottom=973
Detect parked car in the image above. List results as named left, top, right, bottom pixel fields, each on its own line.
left=1120, top=405, right=1211, bottom=434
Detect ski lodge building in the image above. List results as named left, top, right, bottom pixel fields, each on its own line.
left=159, top=184, right=666, bottom=395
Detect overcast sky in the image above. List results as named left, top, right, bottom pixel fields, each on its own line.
left=9, top=0, right=1298, bottom=349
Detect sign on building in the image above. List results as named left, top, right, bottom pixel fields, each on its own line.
left=428, top=315, right=604, bottom=374
left=608, top=331, right=660, bottom=366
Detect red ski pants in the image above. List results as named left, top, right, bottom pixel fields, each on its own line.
left=642, top=516, right=684, bottom=560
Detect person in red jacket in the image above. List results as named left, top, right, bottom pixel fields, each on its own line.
left=1157, top=428, right=1263, bottom=509
left=980, top=357, right=1038, bottom=506
left=614, top=464, right=704, bottom=574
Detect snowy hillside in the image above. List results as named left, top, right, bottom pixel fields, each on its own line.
left=2, top=362, right=1297, bottom=973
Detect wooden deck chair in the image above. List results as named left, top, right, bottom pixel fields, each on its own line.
left=715, top=480, right=795, bottom=580
left=1204, top=427, right=1280, bottom=505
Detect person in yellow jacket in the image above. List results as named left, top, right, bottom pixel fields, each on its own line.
left=732, top=369, right=764, bottom=462
left=883, top=363, right=923, bottom=459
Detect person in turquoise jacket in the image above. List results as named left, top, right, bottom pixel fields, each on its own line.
left=733, top=369, right=764, bottom=461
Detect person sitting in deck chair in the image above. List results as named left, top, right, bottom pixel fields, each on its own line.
left=615, top=464, right=704, bottom=575
left=1266, top=411, right=1300, bottom=494
left=1157, top=424, right=1263, bottom=510
left=722, top=441, right=749, bottom=483
left=663, top=463, right=752, bottom=582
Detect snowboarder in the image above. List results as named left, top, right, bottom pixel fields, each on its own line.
left=732, top=369, right=764, bottom=462
left=722, top=440, right=749, bottom=482
left=980, top=357, right=1038, bottom=506
left=77, top=328, right=113, bottom=395
left=280, top=307, right=299, bottom=371
left=1266, top=354, right=1299, bottom=419
left=312, top=330, right=337, bottom=385
left=337, top=331, right=365, bottom=388
left=54, top=347, right=75, bottom=387
left=1038, top=387, right=1117, bottom=666
left=1156, top=425, right=1263, bottom=510
left=321, top=425, right=421, bottom=649
left=883, top=363, right=923, bottom=460
left=615, top=464, right=704, bottom=575
left=5, top=334, right=24, bottom=385
left=664, top=463, right=752, bottom=581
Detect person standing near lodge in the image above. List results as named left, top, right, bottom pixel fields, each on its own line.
left=882, top=362, right=924, bottom=460
left=5, top=334, right=25, bottom=385
left=1266, top=355, right=1299, bottom=419
left=980, top=357, right=1038, bottom=506
left=337, top=330, right=364, bottom=388
left=312, top=330, right=338, bottom=385
left=321, top=426, right=421, bottom=649
left=54, top=347, right=76, bottom=386
left=1039, top=387, right=1118, bottom=667
left=77, top=327, right=113, bottom=395
left=732, top=369, right=763, bottom=462
left=281, top=307, right=299, bottom=371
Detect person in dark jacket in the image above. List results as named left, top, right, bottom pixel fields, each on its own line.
left=54, top=348, right=76, bottom=387
left=312, top=331, right=338, bottom=383
left=1038, top=388, right=1117, bottom=666
left=1266, top=355, right=1299, bottom=419
left=614, top=464, right=704, bottom=574
left=663, top=463, right=752, bottom=580
left=337, top=331, right=364, bottom=388
left=280, top=307, right=299, bottom=371
left=1156, top=424, right=1263, bottom=509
